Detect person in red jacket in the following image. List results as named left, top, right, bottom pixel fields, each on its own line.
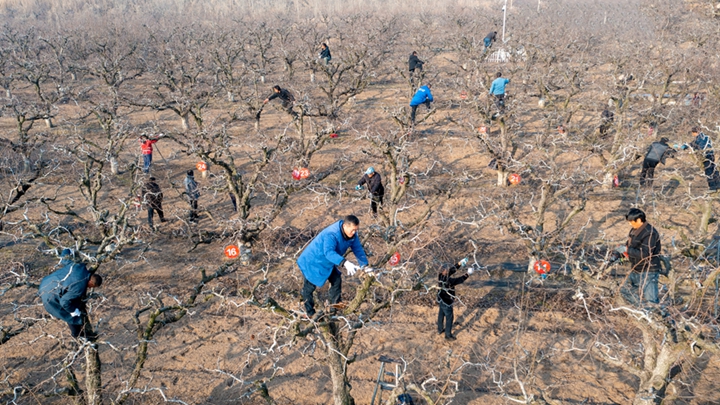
left=139, top=133, right=163, bottom=174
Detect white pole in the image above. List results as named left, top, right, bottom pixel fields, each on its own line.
left=502, top=0, right=508, bottom=43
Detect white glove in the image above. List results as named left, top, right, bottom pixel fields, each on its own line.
left=459, top=258, right=469, bottom=267
left=70, top=308, right=81, bottom=317
left=467, top=267, right=475, bottom=275
left=343, top=261, right=360, bottom=276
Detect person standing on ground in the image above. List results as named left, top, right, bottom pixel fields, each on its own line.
left=621, top=208, right=661, bottom=307
left=409, top=83, right=433, bottom=124
left=263, top=85, right=298, bottom=119
left=142, top=177, right=165, bottom=227
left=483, top=31, right=497, bottom=53
left=640, top=138, right=676, bottom=186
left=39, top=249, right=103, bottom=339
left=437, top=257, right=472, bottom=341
left=184, top=170, right=200, bottom=221
left=319, top=43, right=331, bottom=65
left=408, top=51, right=424, bottom=73
left=680, top=127, right=720, bottom=191
left=139, top=133, right=163, bottom=174
left=356, top=167, right=384, bottom=216
left=599, top=108, right=614, bottom=135
left=296, top=215, right=369, bottom=318
left=489, top=72, right=510, bottom=113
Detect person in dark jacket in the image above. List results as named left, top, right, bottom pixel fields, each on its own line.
left=296, top=215, right=369, bottom=318
left=437, top=258, right=472, bottom=341
left=680, top=127, right=720, bottom=191
left=483, top=31, right=497, bottom=52
left=142, top=177, right=165, bottom=227
left=263, top=85, right=298, bottom=119
left=599, top=109, right=614, bottom=135
left=319, top=43, right=331, bottom=65
left=410, top=83, right=433, bottom=124
left=356, top=167, right=384, bottom=216
left=640, top=137, right=676, bottom=186
left=620, top=208, right=661, bottom=306
left=39, top=249, right=103, bottom=339
left=184, top=170, right=200, bottom=221
left=408, top=51, right=424, bottom=73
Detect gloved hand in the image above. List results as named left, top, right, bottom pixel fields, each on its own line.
left=459, top=257, right=469, bottom=267
left=343, top=261, right=360, bottom=276
left=673, top=144, right=680, bottom=149
left=355, top=185, right=362, bottom=190
left=680, top=144, right=688, bottom=150
left=467, top=267, right=474, bottom=275
left=70, top=308, right=82, bottom=317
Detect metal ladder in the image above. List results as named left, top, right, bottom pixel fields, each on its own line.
left=370, top=355, right=402, bottom=405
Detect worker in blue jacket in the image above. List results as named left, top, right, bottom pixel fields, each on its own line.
left=297, top=215, right=369, bottom=317
left=489, top=72, right=510, bottom=113
left=39, top=249, right=103, bottom=339
left=410, top=83, right=433, bottom=124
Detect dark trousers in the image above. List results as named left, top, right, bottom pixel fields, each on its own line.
left=302, top=268, right=342, bottom=316
left=371, top=193, right=384, bottom=214
left=189, top=199, right=198, bottom=219
left=494, top=94, right=505, bottom=111
left=437, top=300, right=454, bottom=338
left=143, top=154, right=152, bottom=173
left=410, top=100, right=432, bottom=123
left=640, top=158, right=659, bottom=186
left=281, top=101, right=298, bottom=119
left=702, top=152, right=720, bottom=191
left=147, top=205, right=164, bottom=226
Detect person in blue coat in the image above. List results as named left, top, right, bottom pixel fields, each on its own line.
left=410, top=83, right=433, bottom=124
left=38, top=249, right=103, bottom=338
left=489, top=72, right=510, bottom=112
left=297, top=215, right=369, bottom=317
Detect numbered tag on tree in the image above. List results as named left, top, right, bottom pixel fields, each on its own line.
left=508, top=173, right=521, bottom=185
left=299, top=167, right=310, bottom=179
left=478, top=126, right=487, bottom=134
left=612, top=175, right=620, bottom=188
left=533, top=260, right=551, bottom=275
left=292, top=169, right=302, bottom=180
left=389, top=251, right=401, bottom=266
left=330, top=133, right=338, bottom=138
left=196, top=161, right=208, bottom=172
left=224, top=245, right=239, bottom=259
left=460, top=91, right=468, bottom=100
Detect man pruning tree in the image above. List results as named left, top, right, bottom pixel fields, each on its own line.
left=489, top=72, right=510, bottom=113
left=297, top=215, right=370, bottom=318
left=263, top=85, right=298, bottom=119
left=356, top=166, right=384, bottom=216
left=640, top=137, right=676, bottom=186
left=409, top=83, right=433, bottom=124
left=679, top=127, right=720, bottom=191
left=139, top=133, right=164, bottom=174
left=437, top=257, right=472, bottom=341
left=39, top=249, right=103, bottom=340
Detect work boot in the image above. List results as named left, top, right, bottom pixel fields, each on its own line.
left=444, top=335, right=456, bottom=341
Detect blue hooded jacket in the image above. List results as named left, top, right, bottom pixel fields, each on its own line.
left=297, top=220, right=369, bottom=287
left=410, top=86, right=434, bottom=106
left=39, top=261, right=91, bottom=325
left=489, top=77, right=510, bottom=95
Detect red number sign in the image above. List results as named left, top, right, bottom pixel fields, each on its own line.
left=292, top=169, right=301, bottom=180
left=533, top=260, right=551, bottom=275
left=389, top=251, right=401, bottom=266
left=508, top=173, right=521, bottom=185
left=299, top=167, right=310, bottom=179
left=196, top=161, right=208, bottom=171
left=224, top=245, right=239, bottom=259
